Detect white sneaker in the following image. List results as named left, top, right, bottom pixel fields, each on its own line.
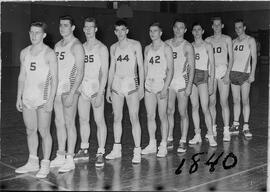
left=58, top=156, right=75, bottom=173
left=189, top=134, right=202, bottom=145
left=105, top=144, right=122, bottom=160
left=132, top=147, right=141, bottom=164
left=50, top=154, right=66, bottom=168
left=223, top=127, right=231, bottom=142
left=213, top=125, right=217, bottom=137
left=141, top=141, right=157, bottom=155
left=15, top=156, right=39, bottom=174
left=207, top=135, right=217, bottom=147
left=36, top=160, right=50, bottom=178
left=157, top=145, right=167, bottom=158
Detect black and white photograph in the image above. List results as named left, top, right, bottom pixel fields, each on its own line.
left=1, top=1, right=269, bottom=191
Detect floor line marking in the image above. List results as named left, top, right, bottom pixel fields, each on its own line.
left=0, top=161, right=69, bottom=191
left=178, top=163, right=267, bottom=192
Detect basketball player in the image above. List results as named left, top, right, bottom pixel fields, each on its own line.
left=50, top=15, right=85, bottom=172
left=74, top=17, right=108, bottom=167
left=205, top=17, right=233, bottom=141
left=15, top=22, right=58, bottom=178
left=105, top=20, right=144, bottom=163
left=189, top=22, right=217, bottom=147
left=230, top=19, right=257, bottom=138
left=142, top=22, right=173, bottom=157
left=165, top=19, right=195, bottom=152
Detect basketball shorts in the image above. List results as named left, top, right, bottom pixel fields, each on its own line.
left=79, top=79, right=100, bottom=100
left=169, top=75, right=188, bottom=92
left=145, top=77, right=165, bottom=94
left=111, top=75, right=138, bottom=97
left=230, top=71, right=249, bottom=86
left=22, top=89, right=47, bottom=110
left=215, top=65, right=227, bottom=79
left=193, top=69, right=208, bottom=87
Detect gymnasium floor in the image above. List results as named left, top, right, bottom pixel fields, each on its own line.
left=0, top=65, right=268, bottom=191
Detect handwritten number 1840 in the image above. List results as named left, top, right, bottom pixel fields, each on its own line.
left=175, top=152, right=237, bottom=175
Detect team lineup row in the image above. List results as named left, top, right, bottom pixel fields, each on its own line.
left=14, top=15, right=257, bottom=178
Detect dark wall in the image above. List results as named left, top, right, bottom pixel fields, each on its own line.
left=2, top=2, right=269, bottom=67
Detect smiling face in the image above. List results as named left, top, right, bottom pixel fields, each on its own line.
left=173, top=22, right=186, bottom=38
left=83, top=21, right=97, bottom=39
left=29, top=26, right=46, bottom=45
left=114, top=25, right=128, bottom=41
left=149, top=26, right=162, bottom=41
left=59, top=19, right=74, bottom=37
left=192, top=25, right=204, bottom=39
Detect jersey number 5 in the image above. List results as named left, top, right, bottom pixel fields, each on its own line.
left=30, top=62, right=36, bottom=71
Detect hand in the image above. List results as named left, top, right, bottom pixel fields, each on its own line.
left=222, top=73, right=230, bottom=85
left=43, top=99, right=54, bottom=112
left=248, top=75, right=255, bottom=83
left=16, top=97, right=23, bottom=112
left=184, top=85, right=192, bottom=97
left=208, top=81, right=214, bottom=96
left=138, top=87, right=144, bottom=100
left=159, top=87, right=168, bottom=99
left=62, top=92, right=74, bottom=107
left=106, top=89, right=112, bottom=103
left=93, top=92, right=103, bottom=108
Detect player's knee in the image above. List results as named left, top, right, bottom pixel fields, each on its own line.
left=201, top=104, right=210, bottom=114
left=54, top=117, right=64, bottom=128
left=26, top=127, right=37, bottom=136
left=209, top=97, right=216, bottom=107
left=242, top=97, right=249, bottom=106
left=129, top=113, right=139, bottom=125
left=233, top=96, right=241, bottom=105
left=79, top=116, right=89, bottom=125
left=192, top=103, right=199, bottom=111
left=94, top=116, right=105, bottom=127
left=220, top=99, right=229, bottom=108
left=179, top=110, right=188, bottom=119
left=147, top=113, right=156, bottom=121
left=38, top=127, right=50, bottom=138
left=114, top=113, right=122, bottom=123
left=167, top=106, right=175, bottom=116
left=65, top=119, right=75, bottom=130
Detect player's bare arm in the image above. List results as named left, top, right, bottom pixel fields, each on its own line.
left=143, top=45, right=150, bottom=81
left=248, top=37, right=257, bottom=83
left=64, top=41, right=85, bottom=107
left=16, top=49, right=27, bottom=112
left=95, top=43, right=109, bottom=107
left=206, top=42, right=215, bottom=95
left=44, top=49, right=58, bottom=112
left=160, top=44, right=173, bottom=99
left=134, top=40, right=144, bottom=100
left=184, top=42, right=195, bottom=96
left=224, top=35, right=233, bottom=84
left=106, top=44, right=117, bottom=103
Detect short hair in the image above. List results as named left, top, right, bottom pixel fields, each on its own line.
left=30, top=21, right=47, bottom=33
left=234, top=19, right=246, bottom=27
left=211, top=17, right=223, bottom=24
left=114, top=20, right=128, bottom=29
left=149, top=22, right=163, bottom=32
left=59, top=15, right=74, bottom=26
left=84, top=17, right=97, bottom=27
left=172, top=19, right=186, bottom=28
left=192, top=22, right=204, bottom=30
